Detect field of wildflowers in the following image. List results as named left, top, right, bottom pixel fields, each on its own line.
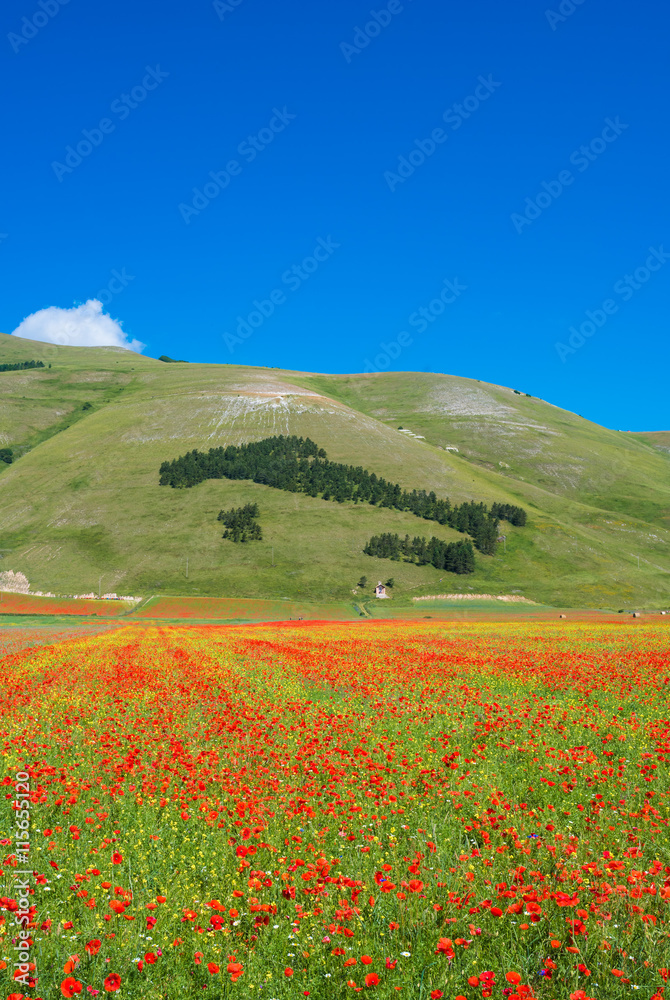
left=0, top=595, right=128, bottom=617
left=0, top=625, right=117, bottom=658
left=0, top=620, right=668, bottom=1000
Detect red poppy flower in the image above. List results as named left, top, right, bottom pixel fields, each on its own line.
left=365, top=973, right=380, bottom=987
left=60, top=978, right=83, bottom=998
left=111, top=852, right=122, bottom=865
left=103, top=973, right=121, bottom=992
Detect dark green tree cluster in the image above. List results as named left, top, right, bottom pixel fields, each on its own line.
left=158, top=355, right=188, bottom=363
left=217, top=502, right=262, bottom=542
left=364, top=533, right=475, bottom=574
left=159, top=435, right=526, bottom=553
left=159, top=436, right=324, bottom=490
left=0, top=360, right=45, bottom=373
left=490, top=502, right=526, bottom=527
left=443, top=501, right=498, bottom=555
left=0, top=448, right=13, bottom=465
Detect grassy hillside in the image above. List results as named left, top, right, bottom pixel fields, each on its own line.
left=634, top=431, right=670, bottom=456
left=296, top=372, right=670, bottom=531
left=1, top=332, right=669, bottom=608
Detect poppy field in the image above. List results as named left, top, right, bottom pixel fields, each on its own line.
left=0, top=594, right=128, bottom=618
left=0, top=625, right=118, bottom=659
left=0, top=620, right=669, bottom=1000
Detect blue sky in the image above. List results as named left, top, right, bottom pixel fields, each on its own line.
left=1, top=0, right=668, bottom=430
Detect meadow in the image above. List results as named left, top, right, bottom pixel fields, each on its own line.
left=0, top=620, right=668, bottom=999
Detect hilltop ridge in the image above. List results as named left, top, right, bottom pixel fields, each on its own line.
left=1, top=331, right=669, bottom=608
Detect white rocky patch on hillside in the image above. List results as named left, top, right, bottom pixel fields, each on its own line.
left=0, top=570, right=30, bottom=593
left=423, top=385, right=517, bottom=417
left=423, top=385, right=562, bottom=437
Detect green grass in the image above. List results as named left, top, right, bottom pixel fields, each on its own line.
left=1, top=333, right=669, bottom=608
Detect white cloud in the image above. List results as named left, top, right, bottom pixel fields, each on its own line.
left=11, top=299, right=145, bottom=353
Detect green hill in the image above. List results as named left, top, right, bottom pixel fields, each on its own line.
left=1, top=331, right=669, bottom=609
left=634, top=430, right=670, bottom=457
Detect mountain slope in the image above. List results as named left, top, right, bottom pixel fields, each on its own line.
left=1, top=332, right=668, bottom=608
left=294, top=372, right=670, bottom=532
left=634, top=431, right=670, bottom=457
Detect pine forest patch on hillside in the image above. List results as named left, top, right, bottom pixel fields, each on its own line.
left=0, top=359, right=45, bottom=372
left=159, top=434, right=527, bottom=557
